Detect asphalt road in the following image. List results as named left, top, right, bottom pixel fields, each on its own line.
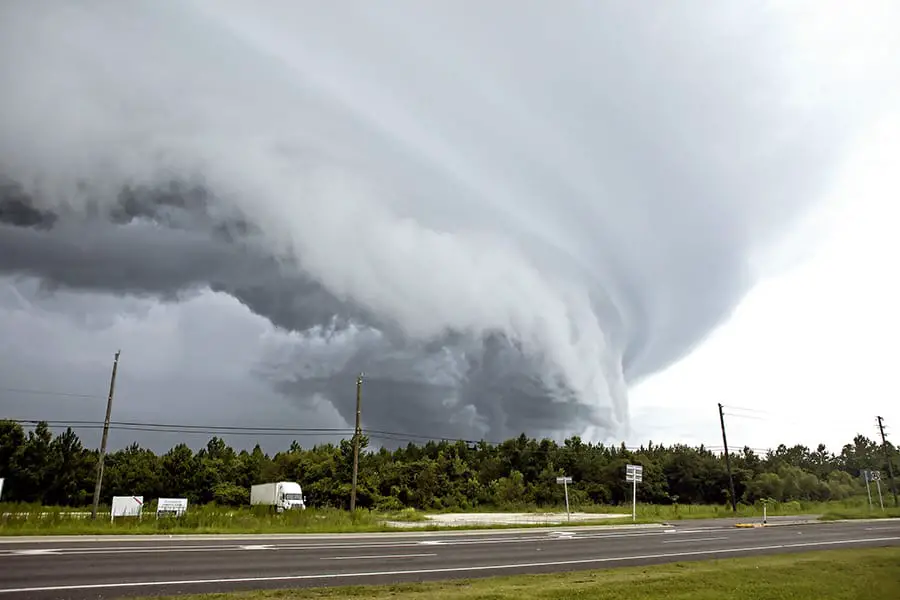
left=0, top=519, right=897, bottom=600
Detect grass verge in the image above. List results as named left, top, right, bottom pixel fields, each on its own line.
left=819, top=506, right=900, bottom=521
left=1, top=498, right=888, bottom=536
left=138, top=547, right=900, bottom=600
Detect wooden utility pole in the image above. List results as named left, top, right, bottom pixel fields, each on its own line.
left=90, top=350, right=121, bottom=520
left=876, top=416, right=899, bottom=507
left=718, top=403, right=738, bottom=512
left=349, top=373, right=363, bottom=512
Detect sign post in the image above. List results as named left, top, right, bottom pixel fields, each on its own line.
left=625, top=464, right=643, bottom=522
left=862, top=470, right=873, bottom=510
left=872, top=471, right=885, bottom=511
left=556, top=476, right=573, bottom=521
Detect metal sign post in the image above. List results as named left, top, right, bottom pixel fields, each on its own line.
left=556, top=476, right=573, bottom=521
left=862, top=470, right=873, bottom=510
left=872, top=471, right=885, bottom=511
left=625, top=464, right=643, bottom=522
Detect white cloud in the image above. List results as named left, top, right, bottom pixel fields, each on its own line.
left=629, top=111, right=900, bottom=452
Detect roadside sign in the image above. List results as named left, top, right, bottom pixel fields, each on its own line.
left=0, top=478, right=4, bottom=501
left=555, top=475, right=574, bottom=521
left=111, top=496, right=144, bottom=522
left=625, top=464, right=643, bottom=522
left=156, top=498, right=188, bottom=518
left=625, top=464, right=643, bottom=483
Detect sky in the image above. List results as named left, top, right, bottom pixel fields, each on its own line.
left=1, top=1, right=899, bottom=455
left=629, top=109, right=900, bottom=452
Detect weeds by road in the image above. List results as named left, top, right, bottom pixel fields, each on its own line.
left=0, top=498, right=893, bottom=536
left=138, top=547, right=900, bottom=600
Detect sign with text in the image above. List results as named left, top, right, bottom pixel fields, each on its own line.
left=156, top=498, right=188, bottom=518
left=555, top=476, right=573, bottom=484
left=111, top=496, right=144, bottom=521
left=862, top=470, right=882, bottom=482
left=625, top=464, right=643, bottom=483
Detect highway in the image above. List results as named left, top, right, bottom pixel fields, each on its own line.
left=0, top=519, right=898, bottom=600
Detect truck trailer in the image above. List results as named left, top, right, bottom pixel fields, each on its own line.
left=250, top=481, right=306, bottom=512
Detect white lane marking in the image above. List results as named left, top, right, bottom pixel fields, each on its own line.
left=239, top=545, right=274, bottom=551
left=11, top=549, right=60, bottom=556
left=418, top=541, right=444, bottom=545
left=0, top=529, right=677, bottom=557
left=0, top=524, right=669, bottom=544
left=0, top=536, right=896, bottom=594
left=662, top=536, right=728, bottom=544
left=321, top=553, right=436, bottom=561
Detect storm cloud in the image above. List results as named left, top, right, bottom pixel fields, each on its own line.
left=0, top=1, right=891, bottom=449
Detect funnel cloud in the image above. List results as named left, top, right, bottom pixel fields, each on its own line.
left=0, top=1, right=879, bottom=447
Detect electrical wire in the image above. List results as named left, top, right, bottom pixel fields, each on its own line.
left=4, top=418, right=770, bottom=454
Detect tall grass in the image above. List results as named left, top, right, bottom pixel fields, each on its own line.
left=0, top=502, right=424, bottom=535
left=1, top=497, right=894, bottom=535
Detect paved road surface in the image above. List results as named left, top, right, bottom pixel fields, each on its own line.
left=0, top=519, right=897, bottom=599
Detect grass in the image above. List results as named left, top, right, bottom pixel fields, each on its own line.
left=819, top=505, right=900, bottom=520
left=1, top=498, right=894, bottom=536
left=0, top=504, right=423, bottom=536
left=137, top=547, right=900, bottom=600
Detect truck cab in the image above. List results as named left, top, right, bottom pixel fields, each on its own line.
left=278, top=481, right=306, bottom=511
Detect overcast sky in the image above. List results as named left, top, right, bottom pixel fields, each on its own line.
left=1, top=1, right=898, bottom=454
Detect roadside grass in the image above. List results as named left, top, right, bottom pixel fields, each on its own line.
left=0, top=505, right=419, bottom=536
left=819, top=505, right=900, bottom=520
left=1, top=497, right=891, bottom=536
left=137, top=547, right=900, bottom=600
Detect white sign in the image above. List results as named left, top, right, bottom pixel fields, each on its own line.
left=625, top=464, right=643, bottom=483
left=0, top=477, right=4, bottom=501
left=156, top=498, right=188, bottom=517
left=554, top=475, right=573, bottom=521
left=625, top=464, right=643, bottom=522
left=111, top=496, right=144, bottom=521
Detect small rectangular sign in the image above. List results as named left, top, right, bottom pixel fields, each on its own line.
left=111, top=496, right=144, bottom=520
left=555, top=476, right=573, bottom=484
left=156, top=497, right=188, bottom=517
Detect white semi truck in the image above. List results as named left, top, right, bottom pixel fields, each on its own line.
left=250, top=481, right=306, bottom=512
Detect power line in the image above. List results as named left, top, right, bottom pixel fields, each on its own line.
left=0, top=386, right=102, bottom=399
left=9, top=419, right=357, bottom=437
left=4, top=418, right=771, bottom=454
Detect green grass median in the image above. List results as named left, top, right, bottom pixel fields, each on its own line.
left=138, top=547, right=900, bottom=600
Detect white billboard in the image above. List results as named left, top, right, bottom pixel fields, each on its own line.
left=111, top=496, right=144, bottom=521
left=156, top=498, right=188, bottom=517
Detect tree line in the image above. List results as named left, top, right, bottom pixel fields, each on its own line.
left=0, top=420, right=896, bottom=510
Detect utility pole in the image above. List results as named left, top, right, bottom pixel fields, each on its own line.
left=876, top=416, right=899, bottom=507
left=91, top=350, right=121, bottom=520
left=718, top=403, right=738, bottom=512
left=349, top=372, right=363, bottom=512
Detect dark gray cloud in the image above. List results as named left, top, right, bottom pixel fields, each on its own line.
left=0, top=0, right=888, bottom=449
